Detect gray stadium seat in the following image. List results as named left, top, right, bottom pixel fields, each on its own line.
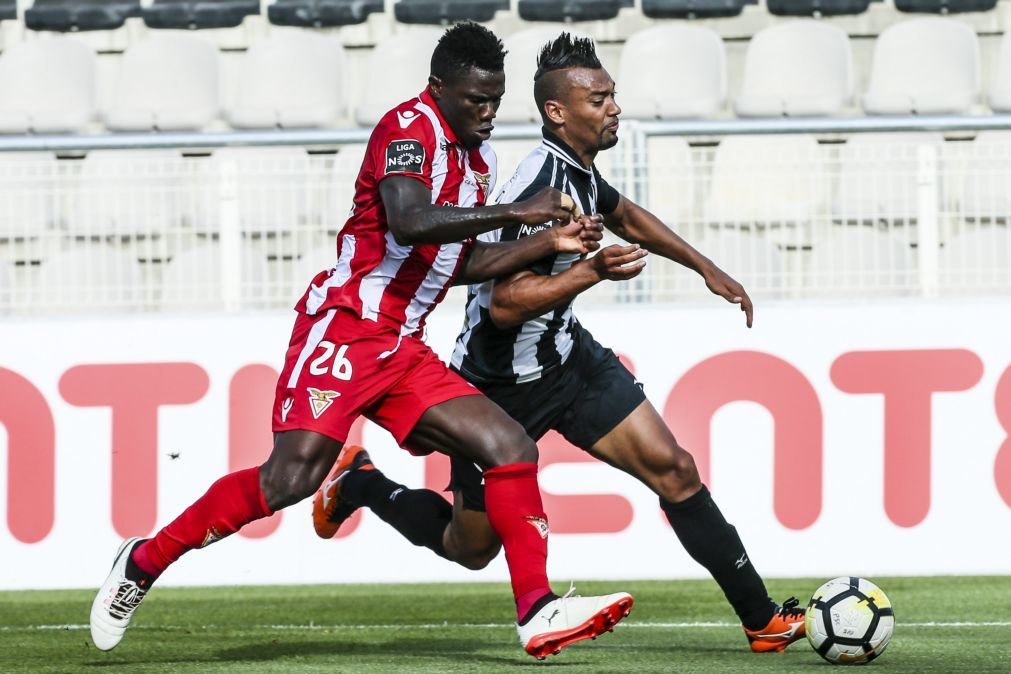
left=142, top=0, right=259, bottom=29
left=766, top=0, right=869, bottom=15
left=894, top=0, right=996, bottom=13
left=268, top=0, right=383, bottom=26
left=642, top=0, right=747, bottom=19
left=517, top=0, right=623, bottom=22
left=396, top=0, right=508, bottom=24
left=25, top=0, right=141, bottom=32
left=0, top=0, right=15, bottom=21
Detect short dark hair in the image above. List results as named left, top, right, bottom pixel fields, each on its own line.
left=533, top=33, right=602, bottom=115
left=430, top=22, right=506, bottom=83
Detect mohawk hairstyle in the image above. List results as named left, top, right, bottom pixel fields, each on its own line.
left=430, top=21, right=507, bottom=83
left=533, top=33, right=601, bottom=82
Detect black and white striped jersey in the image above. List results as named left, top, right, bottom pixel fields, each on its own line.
left=450, top=130, right=621, bottom=384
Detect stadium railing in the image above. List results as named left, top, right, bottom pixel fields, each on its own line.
left=1, top=115, right=1009, bottom=316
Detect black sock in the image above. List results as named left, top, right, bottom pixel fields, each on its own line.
left=342, top=469, right=452, bottom=559
left=661, top=486, right=775, bottom=630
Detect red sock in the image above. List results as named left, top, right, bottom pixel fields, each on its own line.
left=132, top=466, right=271, bottom=578
left=483, top=462, right=552, bottom=620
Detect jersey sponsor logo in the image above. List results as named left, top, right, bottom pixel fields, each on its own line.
left=307, top=387, right=341, bottom=419
left=525, top=515, right=550, bottom=539
left=199, top=526, right=224, bottom=548
left=396, top=109, right=420, bottom=129
left=518, top=223, right=551, bottom=238
left=385, top=140, right=425, bottom=175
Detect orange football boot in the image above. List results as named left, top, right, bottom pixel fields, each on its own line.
left=312, top=445, right=375, bottom=539
left=743, top=597, right=807, bottom=652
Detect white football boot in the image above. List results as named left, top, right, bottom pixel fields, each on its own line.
left=90, top=537, right=151, bottom=651
left=517, top=586, right=634, bottom=659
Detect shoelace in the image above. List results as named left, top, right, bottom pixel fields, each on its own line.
left=108, top=581, right=146, bottom=620
left=561, top=582, right=577, bottom=601
left=777, top=597, right=805, bottom=620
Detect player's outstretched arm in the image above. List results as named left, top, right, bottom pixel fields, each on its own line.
left=605, top=195, right=754, bottom=328
left=455, top=216, right=603, bottom=286
left=487, top=236, right=648, bottom=329
left=380, top=177, right=578, bottom=246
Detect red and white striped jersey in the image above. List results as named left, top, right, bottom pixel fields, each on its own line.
left=296, top=89, right=497, bottom=339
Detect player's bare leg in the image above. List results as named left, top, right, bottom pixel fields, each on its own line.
left=587, top=400, right=805, bottom=652
left=90, top=430, right=342, bottom=651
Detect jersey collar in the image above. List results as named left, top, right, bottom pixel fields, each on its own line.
left=419, top=88, right=460, bottom=146
left=541, top=129, right=592, bottom=175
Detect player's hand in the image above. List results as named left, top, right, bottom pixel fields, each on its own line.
left=702, top=265, right=754, bottom=328
left=553, top=215, right=603, bottom=254
left=587, top=243, right=648, bottom=281
left=515, top=187, right=580, bottom=226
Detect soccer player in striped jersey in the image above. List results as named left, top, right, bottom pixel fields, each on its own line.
left=91, top=23, right=634, bottom=660
left=314, top=33, right=807, bottom=654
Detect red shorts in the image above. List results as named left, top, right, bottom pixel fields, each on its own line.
left=272, top=309, right=481, bottom=447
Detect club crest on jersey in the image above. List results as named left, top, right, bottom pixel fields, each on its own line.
left=473, top=171, right=491, bottom=191
left=307, top=388, right=341, bottom=419
left=525, top=515, right=550, bottom=539
left=385, top=139, right=425, bottom=175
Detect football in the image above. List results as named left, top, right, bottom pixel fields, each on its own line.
left=805, top=577, right=895, bottom=665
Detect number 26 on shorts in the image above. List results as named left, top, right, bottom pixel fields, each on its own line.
left=309, top=341, right=353, bottom=381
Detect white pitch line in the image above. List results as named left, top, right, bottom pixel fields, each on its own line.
left=3, top=621, right=1011, bottom=633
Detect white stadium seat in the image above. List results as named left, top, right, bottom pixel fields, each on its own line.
left=940, top=227, right=1011, bottom=292
left=355, top=28, right=442, bottom=126
left=862, top=18, right=980, bottom=115
left=105, top=34, right=219, bottom=132
left=808, top=227, right=915, bottom=295
left=33, top=246, right=145, bottom=311
left=0, top=153, right=57, bottom=239
left=735, top=21, right=853, bottom=118
left=228, top=32, right=347, bottom=129
left=211, top=147, right=313, bottom=235
left=835, top=133, right=944, bottom=227
left=0, top=37, right=97, bottom=133
left=989, top=32, right=1011, bottom=112
left=618, top=25, right=725, bottom=120
left=704, top=135, right=826, bottom=244
left=496, top=27, right=592, bottom=124
left=160, top=242, right=270, bottom=309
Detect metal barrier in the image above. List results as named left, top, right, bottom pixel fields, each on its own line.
left=0, top=116, right=1009, bottom=315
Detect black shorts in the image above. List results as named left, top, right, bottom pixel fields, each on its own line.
left=447, top=326, right=646, bottom=512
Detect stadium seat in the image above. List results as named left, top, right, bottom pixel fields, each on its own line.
left=704, top=135, right=826, bottom=246
left=496, top=27, right=592, bottom=124
left=142, top=0, right=259, bottom=29
left=268, top=0, right=383, bottom=27
left=517, top=0, right=623, bottom=22
left=0, top=0, right=16, bottom=21
left=396, top=0, right=508, bottom=24
left=862, top=18, right=980, bottom=115
left=988, top=32, right=1011, bottom=112
left=355, top=28, right=442, bottom=126
left=160, top=242, right=270, bottom=309
left=0, top=38, right=97, bottom=134
left=212, top=147, right=313, bottom=235
left=228, top=32, right=346, bottom=129
left=641, top=0, right=747, bottom=19
left=735, top=21, right=853, bottom=117
left=808, top=228, right=915, bottom=295
left=835, top=133, right=945, bottom=227
left=645, top=136, right=695, bottom=225
left=65, top=151, right=186, bottom=238
left=766, top=0, right=869, bottom=15
left=939, top=227, right=1011, bottom=292
left=0, top=154, right=57, bottom=241
left=653, top=229, right=785, bottom=300
left=959, top=131, right=1011, bottom=223
left=25, top=0, right=141, bottom=31
left=618, top=26, right=725, bottom=119
left=105, top=34, right=219, bottom=132
left=34, top=246, right=145, bottom=312
left=894, top=0, right=996, bottom=13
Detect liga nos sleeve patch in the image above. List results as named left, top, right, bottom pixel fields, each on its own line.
left=385, top=139, right=425, bottom=175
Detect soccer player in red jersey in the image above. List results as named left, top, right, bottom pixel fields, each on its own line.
left=90, top=23, right=632, bottom=660
left=313, top=33, right=807, bottom=654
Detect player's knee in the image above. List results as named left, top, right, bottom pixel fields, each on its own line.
left=655, top=448, right=701, bottom=501
left=478, top=421, right=538, bottom=466
left=456, top=541, right=501, bottom=571
left=259, top=455, right=329, bottom=510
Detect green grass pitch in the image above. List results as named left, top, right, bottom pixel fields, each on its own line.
left=2, top=577, right=1009, bottom=672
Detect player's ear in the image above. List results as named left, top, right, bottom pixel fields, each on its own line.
left=428, top=75, right=444, bottom=100
left=543, top=99, right=565, bottom=126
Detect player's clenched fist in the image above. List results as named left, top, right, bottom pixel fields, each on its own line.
left=587, top=243, right=648, bottom=281
left=515, top=187, right=581, bottom=225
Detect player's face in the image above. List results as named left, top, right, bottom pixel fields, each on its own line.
left=559, top=67, right=621, bottom=155
left=432, top=67, right=505, bottom=150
